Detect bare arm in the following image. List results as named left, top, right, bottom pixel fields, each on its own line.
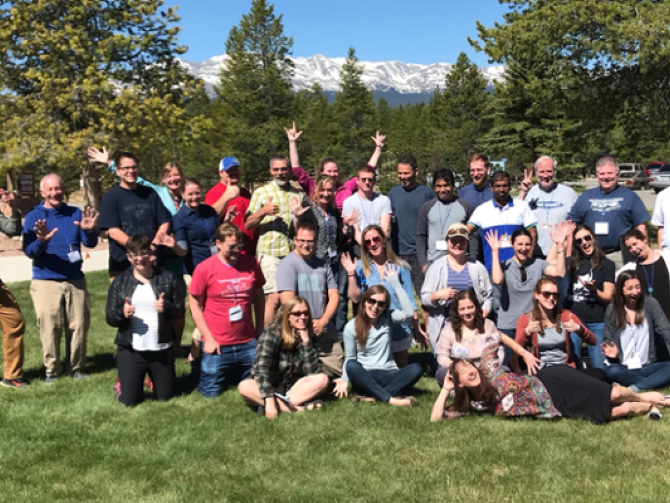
left=367, top=131, right=386, bottom=167
left=279, top=291, right=295, bottom=305
left=190, top=294, right=216, bottom=350
left=659, top=227, right=664, bottom=249
left=380, top=213, right=391, bottom=238
left=528, top=226, right=538, bottom=256
left=322, top=288, right=339, bottom=325
left=211, top=187, right=239, bottom=217
left=430, top=385, right=452, bottom=422
left=636, top=222, right=647, bottom=238
left=108, top=228, right=129, bottom=247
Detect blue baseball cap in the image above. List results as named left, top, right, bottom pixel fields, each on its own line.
left=219, top=157, right=241, bottom=172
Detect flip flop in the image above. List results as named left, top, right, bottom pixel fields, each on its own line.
left=299, top=399, right=325, bottom=411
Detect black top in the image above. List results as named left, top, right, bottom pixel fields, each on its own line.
left=564, top=257, right=615, bottom=324
left=637, top=256, right=670, bottom=360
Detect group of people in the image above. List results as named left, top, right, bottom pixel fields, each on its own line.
left=2, top=122, right=670, bottom=424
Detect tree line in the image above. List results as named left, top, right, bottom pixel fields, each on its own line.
left=2, top=0, right=670, bottom=206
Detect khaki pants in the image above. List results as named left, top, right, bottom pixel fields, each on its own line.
left=30, top=278, right=90, bottom=375
left=315, top=326, right=343, bottom=379
left=0, top=280, right=26, bottom=380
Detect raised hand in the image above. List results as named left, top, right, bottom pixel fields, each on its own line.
left=263, top=196, right=279, bottom=217
left=600, top=341, right=618, bottom=359
left=520, top=167, right=533, bottom=192
left=224, top=204, right=238, bottom=223
left=74, top=206, right=99, bottom=231
left=563, top=319, right=581, bottom=333
left=525, top=317, right=542, bottom=335
left=284, top=121, right=303, bottom=142
left=87, top=146, right=111, bottom=165
left=383, top=262, right=399, bottom=280
left=289, top=195, right=309, bottom=217
left=123, top=297, right=135, bottom=318
left=154, top=292, right=166, bottom=313
left=34, top=219, right=58, bottom=243
left=484, top=230, right=502, bottom=252
left=223, top=184, right=240, bottom=200
left=371, top=130, right=386, bottom=148
left=340, top=252, right=357, bottom=275
left=343, top=209, right=361, bottom=228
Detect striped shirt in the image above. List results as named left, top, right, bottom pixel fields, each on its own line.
left=247, top=181, right=305, bottom=258
left=130, top=283, right=170, bottom=351
left=446, top=261, right=473, bottom=292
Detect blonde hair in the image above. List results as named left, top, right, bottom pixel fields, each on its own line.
left=311, top=175, right=336, bottom=208
left=277, top=297, right=314, bottom=348
left=360, top=225, right=408, bottom=279
left=160, top=162, right=184, bottom=186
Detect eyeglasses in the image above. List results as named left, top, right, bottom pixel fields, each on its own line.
left=289, top=310, right=309, bottom=317
left=364, top=236, right=382, bottom=247
left=118, top=165, right=138, bottom=171
left=359, top=177, right=374, bottom=183
left=365, top=298, right=387, bottom=308
left=540, top=291, right=560, bottom=300
left=295, top=239, right=315, bottom=245
left=575, top=235, right=593, bottom=246
left=128, top=251, right=150, bottom=259
left=225, top=244, right=244, bottom=251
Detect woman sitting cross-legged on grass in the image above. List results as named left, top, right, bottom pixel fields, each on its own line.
left=105, top=235, right=184, bottom=407
left=334, top=272, right=423, bottom=406
left=512, top=278, right=608, bottom=382
left=434, top=289, right=541, bottom=388
left=238, top=297, right=329, bottom=419
left=601, top=270, right=670, bottom=391
left=430, top=344, right=669, bottom=423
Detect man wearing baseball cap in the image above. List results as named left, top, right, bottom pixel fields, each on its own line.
left=204, top=156, right=257, bottom=256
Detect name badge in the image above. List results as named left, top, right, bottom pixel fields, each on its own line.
left=435, top=240, right=448, bottom=251
left=542, top=222, right=550, bottom=229
left=67, top=250, right=82, bottom=263
left=500, top=234, right=512, bottom=248
left=594, top=222, right=609, bottom=235
left=210, top=243, right=218, bottom=256
left=627, top=355, right=642, bottom=370
left=229, top=305, right=243, bottom=322
left=328, top=247, right=338, bottom=258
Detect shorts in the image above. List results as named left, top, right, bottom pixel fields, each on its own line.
left=259, top=253, right=283, bottom=294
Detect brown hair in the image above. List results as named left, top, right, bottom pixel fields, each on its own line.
left=360, top=225, right=408, bottom=279
left=569, top=224, right=605, bottom=275
left=613, top=270, right=645, bottom=330
left=318, top=157, right=338, bottom=173
left=468, top=153, right=490, bottom=168
left=448, top=359, right=499, bottom=413
left=126, top=235, right=151, bottom=254
left=355, top=285, right=390, bottom=349
left=161, top=162, right=184, bottom=183
left=531, top=278, right=563, bottom=335
left=215, top=223, right=243, bottom=242
left=277, top=297, right=314, bottom=349
left=449, top=290, right=486, bottom=342
left=311, top=176, right=336, bottom=208
left=358, top=165, right=375, bottom=178
left=182, top=177, right=201, bottom=192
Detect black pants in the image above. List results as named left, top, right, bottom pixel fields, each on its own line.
left=117, top=345, right=175, bottom=406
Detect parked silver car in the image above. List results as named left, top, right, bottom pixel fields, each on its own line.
left=618, top=170, right=650, bottom=190
left=649, top=164, right=670, bottom=193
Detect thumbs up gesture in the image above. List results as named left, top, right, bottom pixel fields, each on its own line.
left=154, top=292, right=166, bottom=313
left=263, top=196, right=279, bottom=217
left=123, top=297, right=135, bottom=318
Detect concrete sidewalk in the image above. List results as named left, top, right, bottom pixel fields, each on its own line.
left=0, top=249, right=109, bottom=284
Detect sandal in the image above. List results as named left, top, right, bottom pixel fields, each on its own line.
left=649, top=406, right=662, bottom=420
left=352, top=396, right=377, bottom=403
left=402, top=396, right=418, bottom=406
left=298, top=399, right=325, bottom=411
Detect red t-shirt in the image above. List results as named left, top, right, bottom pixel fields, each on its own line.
left=189, top=255, right=266, bottom=346
left=204, top=182, right=257, bottom=256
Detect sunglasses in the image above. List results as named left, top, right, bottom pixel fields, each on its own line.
left=539, top=291, right=560, bottom=300
left=359, top=177, right=374, bottom=183
left=225, top=244, right=244, bottom=251
left=365, top=298, right=387, bottom=308
left=289, top=310, right=309, bottom=317
left=520, top=267, right=527, bottom=283
left=575, top=235, right=593, bottom=246
left=364, top=235, right=382, bottom=247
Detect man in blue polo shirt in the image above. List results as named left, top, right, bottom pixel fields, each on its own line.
left=458, top=153, right=493, bottom=210
left=467, top=170, right=537, bottom=273
left=568, top=156, right=649, bottom=269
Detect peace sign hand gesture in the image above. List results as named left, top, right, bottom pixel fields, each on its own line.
left=520, top=167, right=533, bottom=192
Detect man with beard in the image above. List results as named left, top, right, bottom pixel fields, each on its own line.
left=416, top=168, right=476, bottom=272
left=204, top=157, right=257, bottom=256
left=458, top=153, right=493, bottom=210
left=517, top=156, right=578, bottom=258
left=246, top=156, right=305, bottom=326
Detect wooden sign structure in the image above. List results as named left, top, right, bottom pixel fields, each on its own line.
left=19, top=173, right=34, bottom=197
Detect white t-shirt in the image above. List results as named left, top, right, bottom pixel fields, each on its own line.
left=131, top=283, right=170, bottom=351
left=620, top=320, right=650, bottom=367
left=524, top=184, right=578, bottom=255
left=342, top=192, right=392, bottom=230
left=652, top=186, right=670, bottom=250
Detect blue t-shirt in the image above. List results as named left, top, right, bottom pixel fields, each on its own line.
left=458, top=182, right=493, bottom=211
left=388, top=184, right=436, bottom=255
left=567, top=186, right=650, bottom=251
left=173, top=204, right=220, bottom=275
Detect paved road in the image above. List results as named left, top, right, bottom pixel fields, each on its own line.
left=0, top=249, right=109, bottom=284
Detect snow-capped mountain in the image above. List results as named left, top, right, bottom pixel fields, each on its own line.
left=177, top=53, right=505, bottom=94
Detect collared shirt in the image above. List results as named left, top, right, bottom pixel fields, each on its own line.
left=458, top=182, right=493, bottom=210
left=524, top=183, right=578, bottom=256
left=173, top=204, right=221, bottom=275
left=246, top=181, right=305, bottom=258
left=468, top=197, right=537, bottom=272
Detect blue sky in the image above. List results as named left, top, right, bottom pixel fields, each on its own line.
left=174, top=0, right=510, bottom=66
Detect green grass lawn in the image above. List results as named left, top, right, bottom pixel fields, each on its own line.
left=2, top=271, right=670, bottom=502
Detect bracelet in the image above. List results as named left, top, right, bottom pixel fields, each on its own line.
left=557, top=250, right=565, bottom=254
left=347, top=274, right=355, bottom=277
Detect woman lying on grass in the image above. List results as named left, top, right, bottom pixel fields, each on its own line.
left=238, top=297, right=329, bottom=419
left=430, top=345, right=669, bottom=423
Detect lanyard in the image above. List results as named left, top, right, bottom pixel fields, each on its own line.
left=540, top=187, right=555, bottom=223
left=47, top=212, right=77, bottom=249
left=640, top=259, right=655, bottom=294
left=320, top=207, right=334, bottom=242
left=199, top=214, right=215, bottom=242
left=438, top=200, right=453, bottom=235
left=219, top=259, right=240, bottom=305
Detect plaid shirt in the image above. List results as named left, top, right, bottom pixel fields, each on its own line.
left=251, top=324, right=322, bottom=399
left=247, top=182, right=304, bottom=257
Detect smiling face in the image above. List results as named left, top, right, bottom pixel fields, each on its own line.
left=40, top=175, right=64, bottom=209
left=597, top=162, right=618, bottom=193
left=127, top=247, right=151, bottom=273
left=357, top=170, right=375, bottom=194
left=288, top=302, right=310, bottom=331
left=182, top=182, right=201, bottom=210
left=624, top=236, right=650, bottom=261
left=434, top=178, right=453, bottom=202
left=364, top=292, right=388, bottom=321
left=535, top=282, right=560, bottom=312
left=294, top=227, right=316, bottom=259
left=469, top=160, right=489, bottom=188
left=491, top=178, right=510, bottom=205
left=163, top=167, right=183, bottom=193
left=535, top=158, right=555, bottom=190
left=221, top=166, right=241, bottom=186
left=117, top=156, right=139, bottom=186
left=363, top=228, right=384, bottom=258
left=217, top=235, right=243, bottom=264
left=513, top=234, right=532, bottom=261
left=321, top=161, right=339, bottom=183
left=316, top=181, right=335, bottom=208
left=574, top=229, right=595, bottom=257
left=457, top=297, right=477, bottom=327
left=447, top=235, right=468, bottom=258
left=397, top=163, right=417, bottom=188
left=622, top=278, right=642, bottom=307
left=454, top=361, right=481, bottom=388
left=270, top=159, right=290, bottom=186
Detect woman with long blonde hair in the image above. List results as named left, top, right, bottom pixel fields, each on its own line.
left=238, top=297, right=329, bottom=419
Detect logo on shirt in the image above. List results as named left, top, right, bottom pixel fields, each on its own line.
left=589, top=198, right=623, bottom=213
left=528, top=199, right=564, bottom=211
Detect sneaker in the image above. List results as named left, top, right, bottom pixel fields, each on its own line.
left=143, top=377, right=154, bottom=391
left=73, top=371, right=90, bottom=379
left=1, top=377, right=30, bottom=388
left=114, top=380, right=122, bottom=400
left=649, top=406, right=663, bottom=420
left=45, top=374, right=59, bottom=384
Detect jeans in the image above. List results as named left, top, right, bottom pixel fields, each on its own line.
left=198, top=340, right=256, bottom=398
left=336, top=260, right=351, bottom=333
left=499, top=328, right=516, bottom=367
left=603, top=361, right=670, bottom=391
left=570, top=322, right=605, bottom=369
left=345, top=360, right=422, bottom=402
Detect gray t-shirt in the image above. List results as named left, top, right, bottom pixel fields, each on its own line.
left=537, top=325, right=568, bottom=366
left=275, top=252, right=336, bottom=319
left=498, top=258, right=549, bottom=330
left=524, top=184, right=578, bottom=256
